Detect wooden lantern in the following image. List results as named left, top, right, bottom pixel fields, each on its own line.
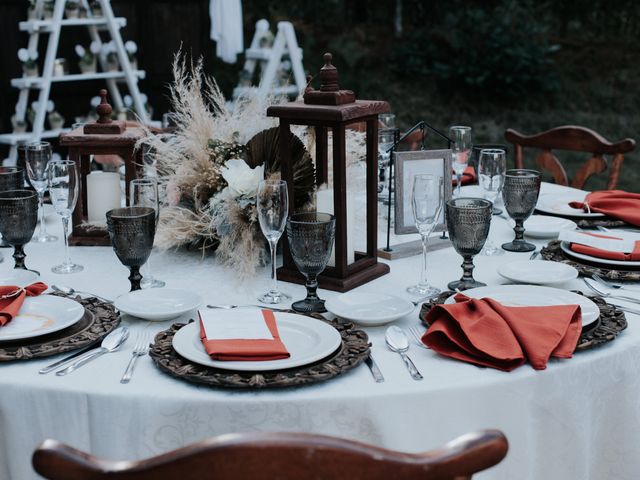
left=59, top=89, right=144, bottom=246
left=267, top=52, right=390, bottom=292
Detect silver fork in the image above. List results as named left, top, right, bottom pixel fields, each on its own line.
left=120, top=332, right=151, bottom=384
left=583, top=278, right=640, bottom=305
left=593, top=274, right=640, bottom=292
left=408, top=325, right=429, bottom=350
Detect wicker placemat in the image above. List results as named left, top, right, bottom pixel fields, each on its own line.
left=541, top=240, right=640, bottom=281
left=0, top=294, right=120, bottom=361
left=149, top=316, right=370, bottom=389
left=418, top=291, right=626, bottom=352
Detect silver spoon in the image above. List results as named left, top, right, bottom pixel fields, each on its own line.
left=56, top=326, right=129, bottom=376
left=385, top=325, right=423, bottom=380
left=51, top=284, right=114, bottom=304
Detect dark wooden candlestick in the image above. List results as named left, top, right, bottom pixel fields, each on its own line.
left=83, top=89, right=125, bottom=134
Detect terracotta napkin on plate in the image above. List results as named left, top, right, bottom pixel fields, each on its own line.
left=569, top=190, right=640, bottom=227
left=199, top=308, right=290, bottom=361
left=0, top=282, right=48, bottom=326
left=452, top=165, right=477, bottom=186
left=567, top=231, right=640, bottom=261
left=421, top=293, right=582, bottom=371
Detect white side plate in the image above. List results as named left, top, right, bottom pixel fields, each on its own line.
left=498, top=260, right=578, bottom=286
left=172, top=312, right=342, bottom=371
left=0, top=269, right=39, bottom=287
left=115, top=288, right=202, bottom=321
left=522, top=215, right=577, bottom=238
left=0, top=295, right=84, bottom=341
left=536, top=193, right=605, bottom=218
left=445, top=284, right=599, bottom=328
left=325, top=292, right=415, bottom=326
left=560, top=241, right=640, bottom=269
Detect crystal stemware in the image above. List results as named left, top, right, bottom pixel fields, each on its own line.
left=48, top=160, right=83, bottom=274
left=257, top=179, right=291, bottom=304
left=407, top=174, right=443, bottom=297
left=25, top=141, right=58, bottom=242
left=106, top=207, right=156, bottom=291
left=130, top=178, right=165, bottom=288
left=501, top=169, right=542, bottom=252
left=287, top=212, right=335, bottom=313
left=449, top=126, right=472, bottom=197
left=0, top=166, right=26, bottom=252
left=478, top=148, right=506, bottom=256
left=379, top=113, right=396, bottom=130
left=446, top=198, right=492, bottom=291
left=378, top=129, right=395, bottom=196
left=0, top=190, right=38, bottom=270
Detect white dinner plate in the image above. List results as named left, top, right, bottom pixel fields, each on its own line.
left=522, top=215, right=577, bottom=238
left=172, top=312, right=343, bottom=371
left=445, top=285, right=599, bottom=328
left=0, top=269, right=39, bottom=287
left=536, top=192, right=605, bottom=218
left=0, top=295, right=84, bottom=342
left=115, top=288, right=202, bottom=321
left=498, top=260, right=578, bottom=286
left=560, top=241, right=640, bottom=269
left=325, top=292, right=415, bottom=326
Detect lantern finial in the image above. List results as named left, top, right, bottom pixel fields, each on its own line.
left=319, top=53, right=339, bottom=92
left=83, top=88, right=125, bottom=134
left=96, top=89, right=113, bottom=124
left=303, top=52, right=355, bottom=106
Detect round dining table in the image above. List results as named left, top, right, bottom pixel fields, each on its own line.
left=1, top=182, right=639, bottom=480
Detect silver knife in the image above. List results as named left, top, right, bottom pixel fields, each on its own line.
left=38, top=344, right=98, bottom=374
left=364, top=352, right=384, bottom=383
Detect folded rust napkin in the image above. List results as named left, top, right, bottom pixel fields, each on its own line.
left=566, top=231, right=640, bottom=261
left=421, top=293, right=582, bottom=371
left=569, top=190, right=640, bottom=227
left=0, top=282, right=48, bottom=326
left=199, top=308, right=290, bottom=361
left=452, top=165, right=477, bottom=186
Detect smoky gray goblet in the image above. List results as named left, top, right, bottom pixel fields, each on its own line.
left=0, top=167, right=25, bottom=249
left=446, top=198, right=492, bottom=291
left=501, top=169, right=542, bottom=252
left=0, top=189, right=38, bottom=270
left=106, top=207, right=156, bottom=291
left=286, top=212, right=336, bottom=314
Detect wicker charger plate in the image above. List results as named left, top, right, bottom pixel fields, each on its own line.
left=0, top=294, right=120, bottom=361
left=149, top=316, right=370, bottom=389
left=533, top=210, right=627, bottom=229
left=418, top=291, right=626, bottom=352
left=541, top=240, right=640, bottom=281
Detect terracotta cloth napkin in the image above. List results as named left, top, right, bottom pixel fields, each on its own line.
left=570, top=232, right=640, bottom=261
left=0, top=282, right=49, bottom=326
left=569, top=190, right=640, bottom=227
left=452, top=166, right=477, bottom=186
left=421, top=293, right=582, bottom=371
left=199, top=309, right=290, bottom=361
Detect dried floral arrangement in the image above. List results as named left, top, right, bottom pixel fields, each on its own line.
left=139, top=55, right=316, bottom=276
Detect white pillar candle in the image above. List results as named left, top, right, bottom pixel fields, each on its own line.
left=316, top=187, right=355, bottom=267
left=86, top=171, right=122, bottom=224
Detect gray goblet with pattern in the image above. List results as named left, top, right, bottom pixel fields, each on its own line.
left=446, top=197, right=492, bottom=291
left=0, top=166, right=25, bottom=252
left=0, top=190, right=38, bottom=270
left=106, top=207, right=156, bottom=291
left=501, top=169, right=542, bottom=252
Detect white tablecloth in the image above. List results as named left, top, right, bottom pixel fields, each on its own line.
left=1, top=183, right=640, bottom=480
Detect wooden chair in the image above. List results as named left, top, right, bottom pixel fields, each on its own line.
left=505, top=125, right=635, bottom=190
left=33, top=430, right=508, bottom=480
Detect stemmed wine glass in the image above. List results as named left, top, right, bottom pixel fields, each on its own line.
left=48, top=160, right=83, bottom=274
left=257, top=179, right=291, bottom=304
left=449, top=126, right=472, bottom=197
left=286, top=212, right=336, bottom=313
left=0, top=190, right=38, bottom=270
left=446, top=198, right=492, bottom=291
left=130, top=178, right=165, bottom=288
left=106, top=207, right=156, bottom=291
left=378, top=129, right=395, bottom=196
left=478, top=149, right=506, bottom=256
left=501, top=169, right=542, bottom=252
left=25, top=141, right=57, bottom=243
left=407, top=174, right=444, bottom=297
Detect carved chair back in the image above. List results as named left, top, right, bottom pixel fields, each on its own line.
left=505, top=125, right=635, bottom=189
left=33, top=430, right=508, bottom=480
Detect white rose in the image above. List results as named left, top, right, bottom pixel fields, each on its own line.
left=220, top=159, right=264, bottom=198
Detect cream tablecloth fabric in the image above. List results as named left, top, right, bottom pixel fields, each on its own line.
left=1, top=183, right=639, bottom=480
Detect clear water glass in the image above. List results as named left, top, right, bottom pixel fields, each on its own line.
left=257, top=179, right=291, bottom=304
left=449, top=126, right=472, bottom=197
left=379, top=113, right=396, bottom=130
left=130, top=178, right=165, bottom=288
left=378, top=129, right=395, bottom=195
left=25, top=141, right=58, bottom=243
left=49, top=160, right=83, bottom=274
left=479, top=148, right=506, bottom=256
left=407, top=174, right=444, bottom=297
